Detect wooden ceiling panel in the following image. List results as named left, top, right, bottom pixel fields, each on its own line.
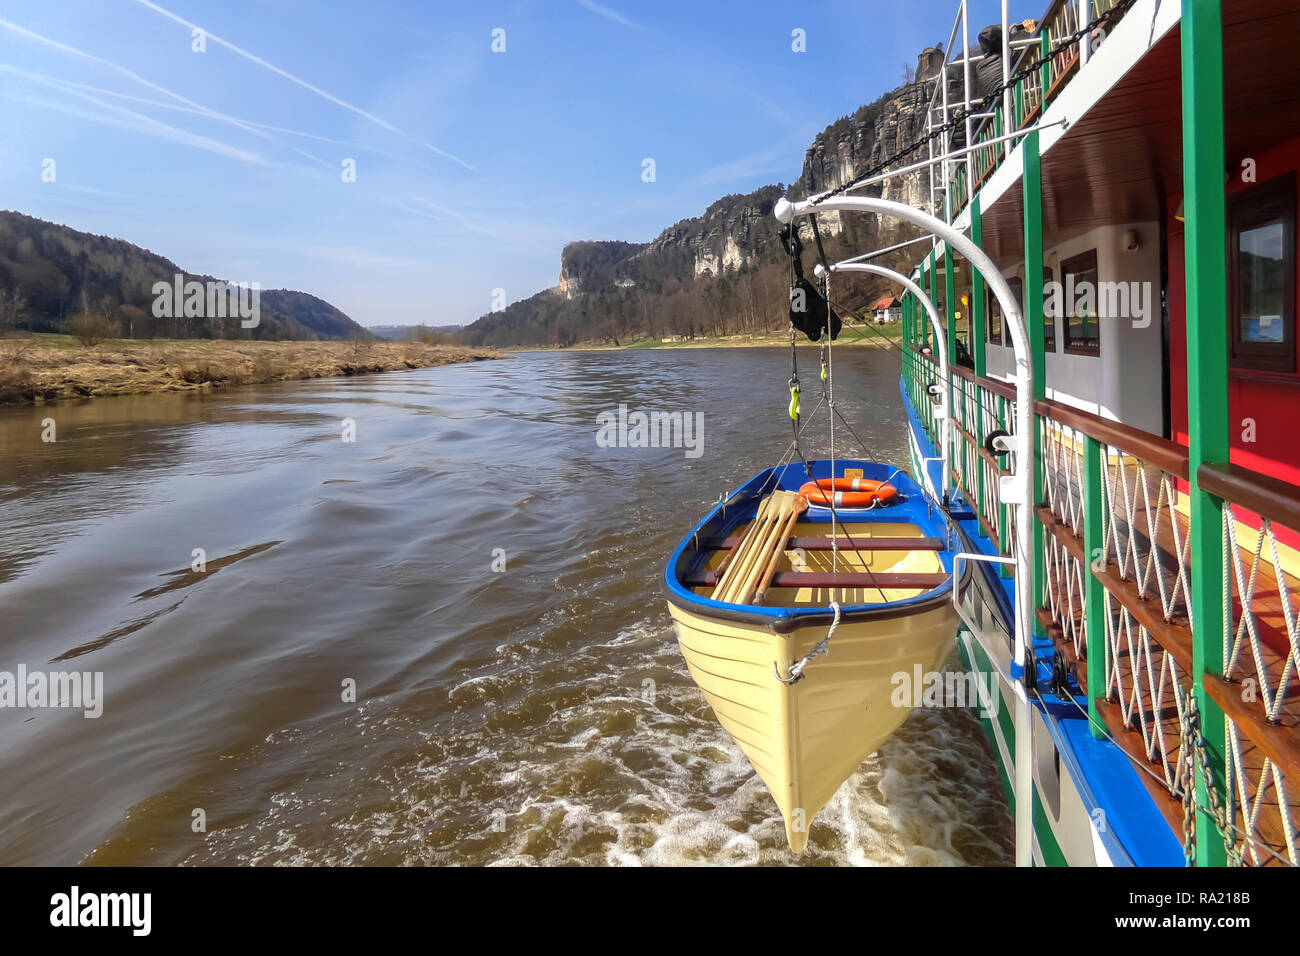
left=970, top=1, right=1300, bottom=266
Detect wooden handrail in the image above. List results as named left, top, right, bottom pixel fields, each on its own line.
left=1036, top=398, right=1191, bottom=480
left=950, top=363, right=1017, bottom=401
left=1198, top=462, right=1300, bottom=532
left=913, top=346, right=1190, bottom=481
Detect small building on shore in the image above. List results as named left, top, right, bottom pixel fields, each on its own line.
left=870, top=295, right=901, bottom=324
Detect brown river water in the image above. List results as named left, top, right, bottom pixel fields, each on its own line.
left=0, top=348, right=1011, bottom=866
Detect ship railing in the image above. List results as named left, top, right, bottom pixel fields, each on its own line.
left=903, top=346, right=942, bottom=456
left=903, top=352, right=1300, bottom=864
left=1036, top=400, right=1300, bottom=866
left=939, top=0, right=1135, bottom=223
left=906, top=349, right=1016, bottom=555
left=1036, top=400, right=1193, bottom=810
left=1198, top=463, right=1300, bottom=866
left=951, top=365, right=1016, bottom=553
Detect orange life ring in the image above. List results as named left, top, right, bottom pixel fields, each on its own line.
left=798, top=477, right=898, bottom=508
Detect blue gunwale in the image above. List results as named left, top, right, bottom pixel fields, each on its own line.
left=664, top=458, right=961, bottom=624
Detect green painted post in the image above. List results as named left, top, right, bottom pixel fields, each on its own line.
left=1182, top=0, right=1230, bottom=868
left=925, top=252, right=936, bottom=352
left=998, top=395, right=1012, bottom=576
left=972, top=197, right=987, bottom=378
left=944, top=245, right=957, bottom=424
left=972, top=195, right=988, bottom=531
left=1083, top=436, right=1106, bottom=739
left=1040, top=33, right=1051, bottom=113
left=1024, top=128, right=1047, bottom=638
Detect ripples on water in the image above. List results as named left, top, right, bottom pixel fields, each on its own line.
left=0, top=349, right=1011, bottom=865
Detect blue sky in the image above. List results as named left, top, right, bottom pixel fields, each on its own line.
left=0, top=0, right=1039, bottom=327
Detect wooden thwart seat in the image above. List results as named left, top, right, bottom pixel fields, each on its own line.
left=687, top=570, right=950, bottom=589
left=706, top=534, right=945, bottom=552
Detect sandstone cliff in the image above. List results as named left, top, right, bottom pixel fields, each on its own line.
left=463, top=62, right=939, bottom=348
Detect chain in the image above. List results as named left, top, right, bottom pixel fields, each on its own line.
left=811, top=0, right=1138, bottom=206
left=1179, top=694, right=1244, bottom=867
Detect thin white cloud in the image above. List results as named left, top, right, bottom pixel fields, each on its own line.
left=131, top=0, right=475, bottom=171
left=691, top=146, right=799, bottom=188
left=289, top=147, right=332, bottom=169
left=576, top=0, right=641, bottom=30
left=10, top=67, right=410, bottom=162
left=402, top=195, right=520, bottom=241
left=378, top=196, right=446, bottom=224
left=0, top=18, right=270, bottom=141
left=64, top=184, right=124, bottom=198
left=3, top=84, right=267, bottom=166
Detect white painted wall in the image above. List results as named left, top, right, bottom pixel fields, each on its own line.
left=984, top=221, right=1164, bottom=435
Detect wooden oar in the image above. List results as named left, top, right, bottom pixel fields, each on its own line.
left=716, top=497, right=781, bottom=604
left=730, top=492, right=793, bottom=605
left=728, top=491, right=804, bottom=606
left=711, top=496, right=766, bottom=602
left=713, top=494, right=770, bottom=581
left=714, top=493, right=783, bottom=604
left=751, top=494, right=808, bottom=605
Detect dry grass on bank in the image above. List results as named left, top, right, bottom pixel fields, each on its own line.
left=516, top=321, right=906, bottom=353
left=0, top=334, right=503, bottom=404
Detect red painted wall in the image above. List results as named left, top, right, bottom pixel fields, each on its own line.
left=1169, top=136, right=1300, bottom=479
left=1168, top=135, right=1300, bottom=548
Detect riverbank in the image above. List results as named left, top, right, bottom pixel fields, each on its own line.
left=0, top=335, right=503, bottom=404
left=513, top=322, right=904, bottom=352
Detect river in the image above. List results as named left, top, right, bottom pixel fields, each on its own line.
left=0, top=347, right=1011, bottom=865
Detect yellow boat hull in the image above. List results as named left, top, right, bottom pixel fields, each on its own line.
left=668, top=596, right=959, bottom=853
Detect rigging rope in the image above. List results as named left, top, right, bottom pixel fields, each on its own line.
left=775, top=601, right=842, bottom=685
left=826, top=266, right=837, bottom=573
left=808, top=0, right=1138, bottom=207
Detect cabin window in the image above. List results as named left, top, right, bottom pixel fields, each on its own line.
left=986, top=284, right=1004, bottom=345
left=1230, top=173, right=1296, bottom=373
left=955, top=265, right=972, bottom=353
left=989, top=277, right=1022, bottom=347
left=1062, top=249, right=1101, bottom=355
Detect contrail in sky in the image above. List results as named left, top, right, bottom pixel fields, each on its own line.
left=0, top=17, right=270, bottom=141
left=132, top=0, right=475, bottom=171
left=576, top=0, right=642, bottom=30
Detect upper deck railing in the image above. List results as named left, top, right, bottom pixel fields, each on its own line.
left=929, top=0, right=1133, bottom=225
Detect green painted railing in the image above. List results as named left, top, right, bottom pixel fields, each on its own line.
left=944, top=0, right=1135, bottom=223
left=905, top=348, right=1300, bottom=866
left=902, top=0, right=1298, bottom=866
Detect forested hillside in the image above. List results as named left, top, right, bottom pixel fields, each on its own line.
left=0, top=211, right=367, bottom=341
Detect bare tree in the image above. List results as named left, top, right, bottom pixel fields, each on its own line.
left=67, top=312, right=116, bottom=347
left=348, top=328, right=375, bottom=358
left=0, top=284, right=23, bottom=332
